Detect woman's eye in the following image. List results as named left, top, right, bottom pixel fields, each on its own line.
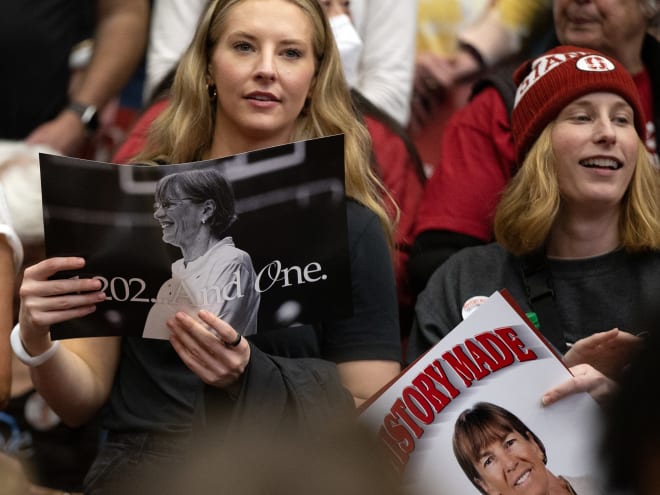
left=233, top=42, right=253, bottom=52
left=283, top=48, right=302, bottom=59
left=613, top=115, right=632, bottom=125
left=482, top=456, right=493, bottom=468
left=505, top=438, right=516, bottom=448
left=571, top=114, right=591, bottom=122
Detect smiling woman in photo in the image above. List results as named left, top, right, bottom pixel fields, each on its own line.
left=453, top=402, right=602, bottom=495
left=143, top=166, right=260, bottom=339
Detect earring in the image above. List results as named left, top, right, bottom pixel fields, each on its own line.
left=206, top=83, right=217, bottom=100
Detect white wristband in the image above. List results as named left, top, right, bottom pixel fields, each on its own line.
left=10, top=323, right=60, bottom=367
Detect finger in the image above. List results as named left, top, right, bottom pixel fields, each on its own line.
left=22, top=270, right=103, bottom=300
left=24, top=257, right=86, bottom=280
left=169, top=316, right=244, bottom=388
left=542, top=378, right=581, bottom=406
left=169, top=317, right=216, bottom=365
left=612, top=331, right=642, bottom=344
left=542, top=364, right=606, bottom=406
left=24, top=302, right=100, bottom=329
left=168, top=312, right=234, bottom=369
left=21, top=287, right=106, bottom=330
left=568, top=363, right=597, bottom=376
left=571, top=329, right=620, bottom=351
left=198, top=310, right=244, bottom=348
left=169, top=312, right=219, bottom=349
left=169, top=331, right=219, bottom=384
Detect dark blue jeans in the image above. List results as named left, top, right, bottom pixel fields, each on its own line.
left=83, top=430, right=192, bottom=494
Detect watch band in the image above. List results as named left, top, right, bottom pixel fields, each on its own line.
left=67, top=101, right=99, bottom=131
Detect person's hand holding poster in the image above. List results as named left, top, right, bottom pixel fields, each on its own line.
left=360, top=291, right=605, bottom=495
left=39, top=135, right=352, bottom=339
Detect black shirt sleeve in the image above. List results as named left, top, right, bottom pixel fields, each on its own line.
left=320, top=200, right=402, bottom=363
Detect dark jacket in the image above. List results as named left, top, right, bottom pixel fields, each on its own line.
left=204, top=344, right=354, bottom=437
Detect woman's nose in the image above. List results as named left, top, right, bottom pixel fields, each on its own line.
left=503, top=452, right=519, bottom=472
left=255, top=52, right=276, bottom=81
left=594, top=118, right=617, bottom=145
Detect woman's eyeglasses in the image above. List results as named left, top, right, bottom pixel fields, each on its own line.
left=153, top=198, right=197, bottom=212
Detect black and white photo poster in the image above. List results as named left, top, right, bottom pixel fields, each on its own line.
left=40, top=135, right=351, bottom=340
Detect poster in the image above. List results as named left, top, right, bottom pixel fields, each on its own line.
left=360, top=291, right=605, bottom=495
left=39, top=135, right=351, bottom=340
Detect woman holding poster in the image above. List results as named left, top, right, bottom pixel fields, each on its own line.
left=12, top=0, right=401, bottom=492
left=408, top=45, right=660, bottom=380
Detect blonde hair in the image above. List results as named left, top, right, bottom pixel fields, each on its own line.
left=494, top=125, right=660, bottom=255
left=133, top=0, right=394, bottom=242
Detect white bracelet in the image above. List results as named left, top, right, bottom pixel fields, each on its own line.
left=10, top=323, right=60, bottom=367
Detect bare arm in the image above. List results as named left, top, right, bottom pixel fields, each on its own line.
left=0, top=182, right=23, bottom=409
left=26, top=0, right=150, bottom=155
left=337, top=360, right=401, bottom=407
left=19, top=257, right=120, bottom=426
left=0, top=240, right=13, bottom=408
left=74, top=0, right=150, bottom=109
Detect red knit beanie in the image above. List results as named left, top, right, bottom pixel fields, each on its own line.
left=511, top=45, right=646, bottom=165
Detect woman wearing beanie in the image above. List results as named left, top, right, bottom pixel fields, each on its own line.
left=406, top=46, right=660, bottom=385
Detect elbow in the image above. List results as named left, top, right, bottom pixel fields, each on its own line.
left=58, top=407, right=101, bottom=429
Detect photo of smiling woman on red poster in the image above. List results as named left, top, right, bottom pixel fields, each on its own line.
left=453, top=402, right=603, bottom=495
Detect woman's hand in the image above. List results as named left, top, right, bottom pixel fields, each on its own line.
left=168, top=310, right=250, bottom=393
left=19, top=257, right=106, bottom=355
left=542, top=363, right=617, bottom=407
left=564, top=328, right=642, bottom=380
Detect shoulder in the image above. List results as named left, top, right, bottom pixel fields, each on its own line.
left=561, top=474, right=605, bottom=495
left=424, top=243, right=511, bottom=290
left=628, top=249, right=660, bottom=269
left=444, top=243, right=510, bottom=269
left=209, top=238, right=253, bottom=264
left=345, top=199, right=384, bottom=243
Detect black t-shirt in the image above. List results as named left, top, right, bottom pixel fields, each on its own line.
left=103, top=200, right=401, bottom=433
left=0, top=1, right=94, bottom=139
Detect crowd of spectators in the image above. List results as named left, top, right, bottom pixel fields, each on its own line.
left=1, top=1, right=660, bottom=494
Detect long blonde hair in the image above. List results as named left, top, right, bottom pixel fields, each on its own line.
left=133, top=0, right=394, bottom=241
left=494, top=125, right=660, bottom=255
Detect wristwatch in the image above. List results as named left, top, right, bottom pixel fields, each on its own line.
left=67, top=101, right=99, bottom=131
